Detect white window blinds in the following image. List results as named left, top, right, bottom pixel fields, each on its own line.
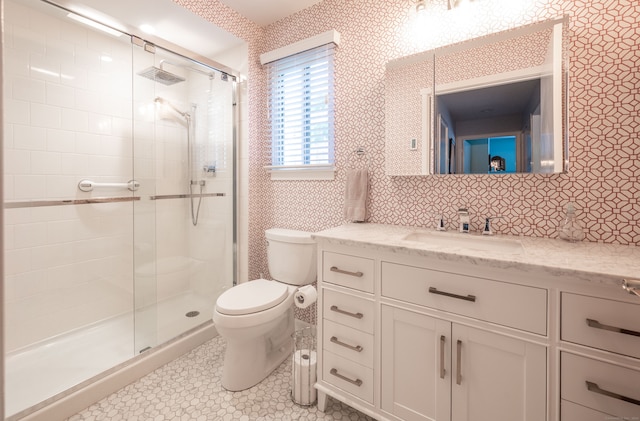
left=266, top=43, right=335, bottom=170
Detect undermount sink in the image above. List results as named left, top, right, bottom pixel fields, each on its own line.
left=402, top=231, right=524, bottom=254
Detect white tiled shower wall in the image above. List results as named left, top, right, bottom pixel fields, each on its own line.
left=3, top=1, right=136, bottom=352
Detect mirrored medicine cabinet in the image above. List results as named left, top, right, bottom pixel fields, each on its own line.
left=385, top=18, right=569, bottom=176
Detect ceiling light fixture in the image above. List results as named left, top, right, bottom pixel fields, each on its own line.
left=67, top=12, right=122, bottom=37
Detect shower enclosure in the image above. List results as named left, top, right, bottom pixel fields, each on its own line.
left=2, top=0, right=237, bottom=417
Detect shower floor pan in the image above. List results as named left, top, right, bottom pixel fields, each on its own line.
left=5, top=291, right=212, bottom=417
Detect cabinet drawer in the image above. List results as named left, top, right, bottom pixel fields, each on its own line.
left=323, top=319, right=374, bottom=368
left=561, top=352, right=640, bottom=418
left=322, top=351, right=374, bottom=404
left=323, top=252, right=374, bottom=293
left=561, top=293, right=640, bottom=359
left=561, top=400, right=614, bottom=421
left=381, top=262, right=547, bottom=335
left=323, top=289, right=375, bottom=334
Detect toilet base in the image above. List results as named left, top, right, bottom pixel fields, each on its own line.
left=220, top=307, right=294, bottom=391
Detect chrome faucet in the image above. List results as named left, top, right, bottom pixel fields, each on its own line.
left=482, top=216, right=502, bottom=235
left=458, top=208, right=470, bottom=233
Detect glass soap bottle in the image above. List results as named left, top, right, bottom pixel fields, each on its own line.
left=558, top=203, right=585, bottom=243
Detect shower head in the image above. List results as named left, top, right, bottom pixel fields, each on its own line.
left=138, top=66, right=186, bottom=86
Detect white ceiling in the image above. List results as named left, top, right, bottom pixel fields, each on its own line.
left=219, top=0, right=325, bottom=26
left=42, top=0, right=325, bottom=65
left=42, top=0, right=245, bottom=61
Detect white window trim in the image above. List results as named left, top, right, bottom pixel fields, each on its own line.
left=261, top=30, right=340, bottom=181
left=260, top=30, right=340, bottom=65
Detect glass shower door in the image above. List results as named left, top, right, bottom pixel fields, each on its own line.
left=132, top=41, right=236, bottom=351
left=3, top=0, right=137, bottom=415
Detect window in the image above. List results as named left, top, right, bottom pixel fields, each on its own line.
left=261, top=31, right=339, bottom=180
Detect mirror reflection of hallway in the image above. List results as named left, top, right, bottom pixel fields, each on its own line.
left=462, top=135, right=517, bottom=174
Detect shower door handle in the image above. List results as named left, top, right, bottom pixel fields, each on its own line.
left=78, top=179, right=139, bottom=192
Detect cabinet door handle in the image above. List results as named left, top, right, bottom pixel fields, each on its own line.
left=330, top=305, right=364, bottom=319
left=330, top=336, right=363, bottom=352
left=440, top=335, right=446, bottom=379
left=330, top=368, right=363, bottom=387
left=330, top=266, right=364, bottom=277
left=586, top=381, right=640, bottom=406
left=586, top=318, right=640, bottom=337
left=456, top=339, right=462, bottom=385
left=429, top=287, right=476, bottom=302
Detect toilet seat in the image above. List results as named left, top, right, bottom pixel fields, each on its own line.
left=216, top=279, right=288, bottom=316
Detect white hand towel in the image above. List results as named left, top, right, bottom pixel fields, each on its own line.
left=344, top=169, right=369, bottom=222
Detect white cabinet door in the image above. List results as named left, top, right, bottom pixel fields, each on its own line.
left=451, top=325, right=547, bottom=421
left=381, top=305, right=451, bottom=421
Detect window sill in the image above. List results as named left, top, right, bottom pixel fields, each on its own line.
left=265, top=165, right=335, bottom=181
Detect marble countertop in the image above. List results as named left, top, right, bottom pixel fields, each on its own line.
left=312, top=223, right=640, bottom=286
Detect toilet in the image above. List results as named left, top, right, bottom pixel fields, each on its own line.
left=213, top=228, right=316, bottom=391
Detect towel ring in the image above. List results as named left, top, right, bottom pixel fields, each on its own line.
left=349, top=147, right=369, bottom=169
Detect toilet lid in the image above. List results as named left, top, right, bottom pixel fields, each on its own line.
left=216, top=279, right=289, bottom=316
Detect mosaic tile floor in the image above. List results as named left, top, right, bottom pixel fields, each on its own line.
left=67, top=335, right=375, bottom=420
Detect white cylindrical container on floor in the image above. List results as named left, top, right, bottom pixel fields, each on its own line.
left=292, top=349, right=317, bottom=405
left=291, top=326, right=317, bottom=406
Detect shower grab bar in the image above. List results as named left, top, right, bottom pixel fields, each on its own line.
left=149, top=193, right=225, bottom=200
left=78, top=179, right=140, bottom=192
left=4, top=196, right=140, bottom=209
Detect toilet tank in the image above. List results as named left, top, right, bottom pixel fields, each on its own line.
left=266, top=228, right=317, bottom=286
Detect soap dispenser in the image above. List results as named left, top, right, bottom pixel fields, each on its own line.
left=558, top=203, right=585, bottom=243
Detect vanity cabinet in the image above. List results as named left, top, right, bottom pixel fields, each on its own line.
left=380, top=263, right=547, bottom=421
left=559, top=292, right=640, bottom=420
left=315, top=242, right=549, bottom=421
left=318, top=250, right=376, bottom=406
left=313, top=224, right=640, bottom=421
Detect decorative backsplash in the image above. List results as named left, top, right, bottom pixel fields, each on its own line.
left=176, top=0, right=640, bottom=323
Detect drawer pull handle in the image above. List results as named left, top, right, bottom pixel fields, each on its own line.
left=440, top=335, right=446, bottom=379
left=330, top=368, right=363, bottom=387
left=330, top=266, right=364, bottom=277
left=330, top=336, right=363, bottom=352
left=429, top=287, right=477, bottom=302
left=456, top=339, right=463, bottom=385
left=330, top=305, right=364, bottom=319
left=586, top=381, right=640, bottom=406
left=586, top=318, right=640, bottom=337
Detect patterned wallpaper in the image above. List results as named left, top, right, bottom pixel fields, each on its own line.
left=176, top=0, right=640, bottom=321
left=386, top=56, right=433, bottom=175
